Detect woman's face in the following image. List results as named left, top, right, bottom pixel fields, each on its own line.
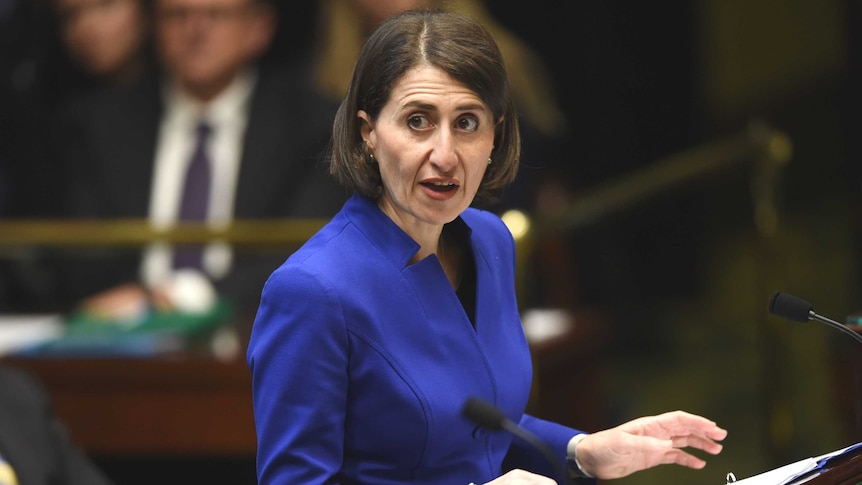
left=58, top=0, right=145, bottom=78
left=359, top=65, right=496, bottom=235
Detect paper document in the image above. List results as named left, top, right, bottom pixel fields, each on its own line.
left=727, top=441, right=862, bottom=484
left=0, top=314, right=64, bottom=356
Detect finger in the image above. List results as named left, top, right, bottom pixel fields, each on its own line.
left=661, top=449, right=709, bottom=470
left=614, top=412, right=703, bottom=437
left=649, top=412, right=728, bottom=441
left=655, top=410, right=717, bottom=426
left=668, top=434, right=724, bottom=456
left=705, top=425, right=729, bottom=441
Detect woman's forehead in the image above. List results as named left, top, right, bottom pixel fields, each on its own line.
left=387, top=65, right=486, bottom=109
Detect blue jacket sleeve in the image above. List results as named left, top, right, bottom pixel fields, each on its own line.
left=247, top=264, right=349, bottom=485
left=503, top=414, right=597, bottom=484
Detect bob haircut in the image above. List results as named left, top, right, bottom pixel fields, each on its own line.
left=329, top=9, right=520, bottom=207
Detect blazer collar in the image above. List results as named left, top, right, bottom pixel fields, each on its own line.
left=342, top=194, right=472, bottom=269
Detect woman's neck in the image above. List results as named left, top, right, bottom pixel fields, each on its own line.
left=437, top=229, right=465, bottom=290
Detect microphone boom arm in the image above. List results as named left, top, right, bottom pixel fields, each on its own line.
left=809, top=311, right=862, bottom=345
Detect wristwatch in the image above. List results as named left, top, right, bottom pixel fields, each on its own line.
left=566, top=433, right=594, bottom=479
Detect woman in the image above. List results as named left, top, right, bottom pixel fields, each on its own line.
left=310, top=0, right=571, bottom=215
left=247, top=9, right=726, bottom=484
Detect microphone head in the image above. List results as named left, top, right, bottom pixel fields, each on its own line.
left=768, top=291, right=813, bottom=322
left=461, top=396, right=507, bottom=430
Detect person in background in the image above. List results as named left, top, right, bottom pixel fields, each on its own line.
left=53, top=0, right=153, bottom=91
left=0, top=366, right=113, bottom=485
left=42, top=0, right=154, bottom=216
left=247, top=9, right=726, bottom=484
left=1, top=0, right=155, bottom=313
left=52, top=0, right=345, bottom=322
left=0, top=0, right=152, bottom=224
left=0, top=0, right=64, bottom=312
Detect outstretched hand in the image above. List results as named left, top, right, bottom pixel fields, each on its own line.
left=576, top=410, right=727, bottom=479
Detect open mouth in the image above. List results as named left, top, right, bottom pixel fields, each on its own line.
left=420, top=181, right=458, bottom=193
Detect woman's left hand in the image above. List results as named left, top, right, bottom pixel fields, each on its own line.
left=575, top=410, right=727, bottom=479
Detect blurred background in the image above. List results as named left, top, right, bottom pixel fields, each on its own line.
left=2, top=0, right=862, bottom=484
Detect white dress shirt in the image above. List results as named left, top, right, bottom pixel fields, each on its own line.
left=141, top=69, right=257, bottom=289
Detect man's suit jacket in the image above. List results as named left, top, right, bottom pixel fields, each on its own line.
left=0, top=367, right=112, bottom=485
left=52, top=60, right=347, bottom=315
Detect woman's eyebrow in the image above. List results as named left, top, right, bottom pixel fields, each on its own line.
left=400, top=100, right=488, bottom=112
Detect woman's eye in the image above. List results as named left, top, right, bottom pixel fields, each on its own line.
left=457, top=117, right=479, bottom=131
left=407, top=115, right=430, bottom=130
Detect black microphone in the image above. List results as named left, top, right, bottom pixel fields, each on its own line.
left=462, top=396, right=569, bottom=485
left=768, top=291, right=862, bottom=344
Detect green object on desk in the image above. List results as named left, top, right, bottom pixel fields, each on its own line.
left=20, top=300, right=233, bottom=357
left=847, top=313, right=862, bottom=326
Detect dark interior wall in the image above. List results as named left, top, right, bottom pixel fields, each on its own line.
left=487, top=2, right=698, bottom=185
left=485, top=2, right=706, bottom=339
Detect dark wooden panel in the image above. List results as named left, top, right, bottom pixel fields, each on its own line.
left=0, top=356, right=256, bottom=455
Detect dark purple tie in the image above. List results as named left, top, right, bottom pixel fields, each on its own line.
left=173, top=121, right=213, bottom=269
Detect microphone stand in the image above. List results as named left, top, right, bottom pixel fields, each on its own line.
left=809, top=311, right=862, bottom=345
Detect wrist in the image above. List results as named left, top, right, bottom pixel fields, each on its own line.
left=566, top=433, right=594, bottom=479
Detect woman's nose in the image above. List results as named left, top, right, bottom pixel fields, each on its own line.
left=428, top=129, right=457, bottom=172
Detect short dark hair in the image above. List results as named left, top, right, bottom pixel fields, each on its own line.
left=328, top=9, right=520, bottom=207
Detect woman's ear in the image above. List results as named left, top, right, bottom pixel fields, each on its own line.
left=358, top=110, right=374, bottom=149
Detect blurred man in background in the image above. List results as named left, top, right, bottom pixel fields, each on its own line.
left=52, top=0, right=344, bottom=324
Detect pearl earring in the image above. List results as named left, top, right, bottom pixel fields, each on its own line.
left=488, top=157, right=492, bottom=165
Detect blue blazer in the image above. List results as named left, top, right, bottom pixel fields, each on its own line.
left=247, top=194, right=583, bottom=484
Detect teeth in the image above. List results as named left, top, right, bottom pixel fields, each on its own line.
left=431, top=181, right=455, bottom=186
